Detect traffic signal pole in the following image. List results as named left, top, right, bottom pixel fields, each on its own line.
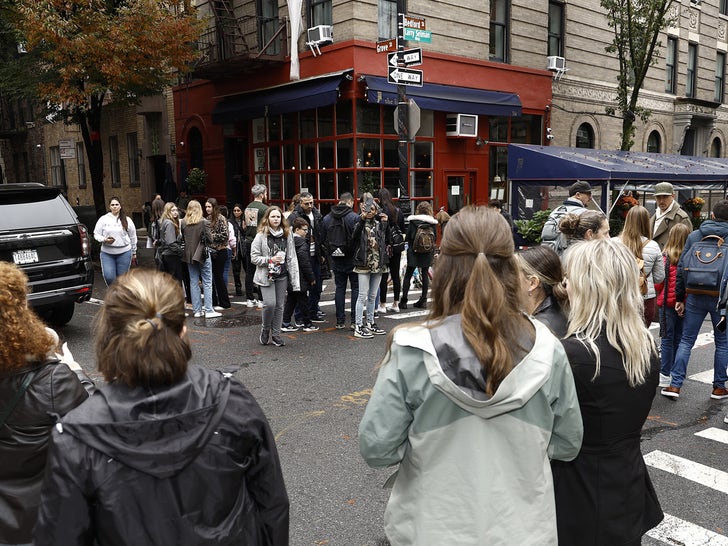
left=396, top=2, right=411, bottom=215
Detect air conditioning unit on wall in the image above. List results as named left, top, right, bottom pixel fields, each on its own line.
left=307, top=25, right=333, bottom=45
left=446, top=114, right=478, bottom=138
left=547, top=56, right=566, bottom=71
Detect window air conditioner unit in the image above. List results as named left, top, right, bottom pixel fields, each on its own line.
left=446, top=114, right=478, bottom=138
left=307, top=25, right=333, bottom=45
left=547, top=56, right=566, bottom=71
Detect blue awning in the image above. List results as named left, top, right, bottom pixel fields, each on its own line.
left=211, top=70, right=352, bottom=124
left=508, top=144, right=728, bottom=186
left=365, top=75, right=522, bottom=117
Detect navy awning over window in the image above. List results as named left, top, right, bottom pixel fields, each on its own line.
left=365, top=75, right=522, bottom=117
left=211, top=70, right=352, bottom=124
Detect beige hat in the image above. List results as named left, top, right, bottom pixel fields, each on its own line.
left=654, top=182, right=674, bottom=196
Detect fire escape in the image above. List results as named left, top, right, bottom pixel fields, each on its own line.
left=193, top=0, right=288, bottom=79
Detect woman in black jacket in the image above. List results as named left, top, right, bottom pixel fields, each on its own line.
left=0, top=262, right=89, bottom=545
left=376, top=188, right=405, bottom=313
left=516, top=245, right=568, bottom=338
left=35, top=268, right=289, bottom=546
left=400, top=201, right=438, bottom=309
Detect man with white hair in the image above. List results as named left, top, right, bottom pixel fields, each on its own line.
left=650, top=182, right=692, bottom=250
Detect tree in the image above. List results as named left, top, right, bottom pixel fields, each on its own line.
left=15, top=0, right=204, bottom=217
left=601, top=0, right=675, bottom=151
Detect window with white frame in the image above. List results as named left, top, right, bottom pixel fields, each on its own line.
left=687, top=43, right=698, bottom=98
left=49, top=146, right=66, bottom=188
left=665, top=37, right=677, bottom=94
left=378, top=0, right=397, bottom=41
left=489, top=0, right=509, bottom=62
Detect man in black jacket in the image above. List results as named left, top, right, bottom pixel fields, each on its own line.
left=322, top=193, right=360, bottom=329
left=287, top=192, right=326, bottom=323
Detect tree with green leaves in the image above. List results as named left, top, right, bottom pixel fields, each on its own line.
left=601, top=0, right=675, bottom=151
left=14, top=0, right=204, bottom=217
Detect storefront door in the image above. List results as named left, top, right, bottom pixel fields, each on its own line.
left=445, top=171, right=474, bottom=215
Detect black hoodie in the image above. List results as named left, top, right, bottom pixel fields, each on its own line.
left=34, top=365, right=289, bottom=545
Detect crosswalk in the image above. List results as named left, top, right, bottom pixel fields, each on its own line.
left=644, top=427, right=728, bottom=545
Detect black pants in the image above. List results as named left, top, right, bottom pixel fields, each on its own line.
left=210, top=250, right=231, bottom=308
left=379, top=250, right=402, bottom=303
left=401, top=265, right=429, bottom=304
left=283, top=287, right=310, bottom=327
left=231, top=257, right=243, bottom=293
left=244, top=248, right=260, bottom=301
left=160, top=253, right=184, bottom=286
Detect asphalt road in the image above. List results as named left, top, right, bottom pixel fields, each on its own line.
left=55, top=252, right=728, bottom=545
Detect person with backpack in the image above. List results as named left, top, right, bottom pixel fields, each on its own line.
left=663, top=199, right=728, bottom=400
left=616, top=206, right=664, bottom=326
left=540, top=180, right=593, bottom=256
left=399, top=201, right=438, bottom=310
left=322, top=193, right=360, bottom=330
left=377, top=189, right=405, bottom=314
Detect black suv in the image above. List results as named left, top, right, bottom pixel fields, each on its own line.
left=0, top=183, right=93, bottom=324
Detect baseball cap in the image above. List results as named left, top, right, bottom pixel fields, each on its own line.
left=568, top=180, right=592, bottom=196
left=653, top=182, right=674, bottom=196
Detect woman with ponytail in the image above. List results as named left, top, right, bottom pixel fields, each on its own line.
left=359, top=206, right=583, bottom=544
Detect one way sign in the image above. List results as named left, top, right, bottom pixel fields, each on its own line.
left=387, top=48, right=423, bottom=68
left=387, top=66, right=424, bottom=86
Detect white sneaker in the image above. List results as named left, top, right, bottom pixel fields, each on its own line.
left=194, top=312, right=203, bottom=318
left=213, top=306, right=224, bottom=312
left=658, top=373, right=671, bottom=388
left=205, top=311, right=222, bottom=318
left=245, top=299, right=255, bottom=308
left=386, top=303, right=399, bottom=313
left=256, top=300, right=264, bottom=309
left=377, top=305, right=387, bottom=314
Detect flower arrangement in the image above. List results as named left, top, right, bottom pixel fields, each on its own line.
left=614, top=195, right=639, bottom=212
left=682, top=197, right=705, bottom=212
left=185, top=168, right=207, bottom=194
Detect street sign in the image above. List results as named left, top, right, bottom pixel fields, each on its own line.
left=376, top=39, right=396, bottom=53
left=403, top=27, right=432, bottom=43
left=400, top=15, right=426, bottom=29
left=387, top=66, right=424, bottom=86
left=393, top=99, right=421, bottom=141
left=59, top=139, right=76, bottom=160
left=387, top=48, right=423, bottom=67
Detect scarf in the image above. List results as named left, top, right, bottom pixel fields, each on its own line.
left=268, top=227, right=284, bottom=237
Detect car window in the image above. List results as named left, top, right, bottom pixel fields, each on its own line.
left=0, top=191, right=77, bottom=230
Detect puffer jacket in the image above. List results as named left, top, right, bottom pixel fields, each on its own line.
left=655, top=255, right=677, bottom=308
left=640, top=237, right=665, bottom=299
left=34, top=365, right=289, bottom=546
left=0, top=360, right=88, bottom=543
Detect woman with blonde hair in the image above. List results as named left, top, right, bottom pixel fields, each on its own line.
left=35, top=269, right=289, bottom=545
left=618, top=205, right=665, bottom=325
left=157, top=202, right=184, bottom=284
left=181, top=200, right=220, bottom=319
left=359, top=206, right=582, bottom=544
left=517, top=245, right=569, bottom=337
left=0, top=262, right=88, bottom=545
left=251, top=206, right=300, bottom=347
left=553, top=238, right=663, bottom=545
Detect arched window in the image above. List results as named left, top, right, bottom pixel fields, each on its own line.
left=575, top=123, right=595, bottom=148
left=710, top=137, right=722, bottom=158
left=647, top=131, right=661, bottom=153
left=188, top=127, right=204, bottom=170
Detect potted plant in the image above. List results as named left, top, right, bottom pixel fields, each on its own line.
left=612, top=194, right=639, bottom=219
left=514, top=209, right=551, bottom=246
left=185, top=168, right=207, bottom=195
left=682, top=196, right=705, bottom=218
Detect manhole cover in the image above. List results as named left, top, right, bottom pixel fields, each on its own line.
left=191, top=310, right=260, bottom=328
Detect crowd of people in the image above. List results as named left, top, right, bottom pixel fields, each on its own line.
left=3, top=179, right=727, bottom=544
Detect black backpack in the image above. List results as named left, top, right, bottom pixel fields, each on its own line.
left=683, top=235, right=728, bottom=296
left=327, top=216, right=352, bottom=258
left=413, top=224, right=435, bottom=254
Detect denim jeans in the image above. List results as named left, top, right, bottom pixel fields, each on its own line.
left=659, top=306, right=683, bottom=378
left=260, top=276, right=288, bottom=336
left=100, top=249, right=132, bottom=286
left=356, top=272, right=382, bottom=327
left=671, top=294, right=728, bottom=389
left=332, top=261, right=359, bottom=324
left=188, top=257, right=214, bottom=315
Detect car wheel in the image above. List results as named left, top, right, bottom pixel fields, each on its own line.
left=48, top=303, right=75, bottom=326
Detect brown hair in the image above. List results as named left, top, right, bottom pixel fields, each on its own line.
left=94, top=269, right=191, bottom=387
left=427, top=206, right=529, bottom=395
left=258, top=205, right=290, bottom=238
left=110, top=197, right=129, bottom=232
left=664, top=223, right=692, bottom=266
left=0, top=262, right=56, bottom=371
left=559, top=210, right=607, bottom=241
left=416, top=201, right=433, bottom=216
left=619, top=205, right=651, bottom=257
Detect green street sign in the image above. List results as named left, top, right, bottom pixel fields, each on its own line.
left=403, top=27, right=432, bottom=43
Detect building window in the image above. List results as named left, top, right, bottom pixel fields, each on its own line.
left=188, top=127, right=204, bottom=170
left=127, top=132, right=140, bottom=187
left=76, top=143, right=86, bottom=188
left=258, top=0, right=280, bottom=55
left=547, top=1, right=564, bottom=57
left=665, top=37, right=677, bottom=94
left=378, top=0, right=397, bottom=40
left=49, top=146, right=66, bottom=188
left=687, top=43, right=698, bottom=98
left=489, top=0, right=509, bottom=63
left=722, top=0, right=728, bottom=16
left=575, top=123, right=595, bottom=148
left=716, top=52, right=726, bottom=103
left=109, top=136, right=120, bottom=188
left=646, top=131, right=661, bottom=153
left=710, top=137, right=722, bottom=158
left=308, top=0, right=332, bottom=27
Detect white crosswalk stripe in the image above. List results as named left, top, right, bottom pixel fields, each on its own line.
left=644, top=450, right=728, bottom=493
left=647, top=513, right=728, bottom=546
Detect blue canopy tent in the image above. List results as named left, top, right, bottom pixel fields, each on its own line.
left=507, top=144, right=728, bottom=219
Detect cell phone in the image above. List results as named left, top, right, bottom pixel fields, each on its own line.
left=107, top=236, right=115, bottom=243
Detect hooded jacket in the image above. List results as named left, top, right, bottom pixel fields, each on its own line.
left=676, top=219, right=728, bottom=301
left=405, top=214, right=438, bottom=269
left=359, top=315, right=583, bottom=545
left=34, top=365, right=289, bottom=546
left=322, top=204, right=359, bottom=265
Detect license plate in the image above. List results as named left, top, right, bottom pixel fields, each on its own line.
left=12, top=249, right=39, bottom=265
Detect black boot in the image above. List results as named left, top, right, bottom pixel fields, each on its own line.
left=413, top=299, right=426, bottom=308
left=399, top=299, right=408, bottom=310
